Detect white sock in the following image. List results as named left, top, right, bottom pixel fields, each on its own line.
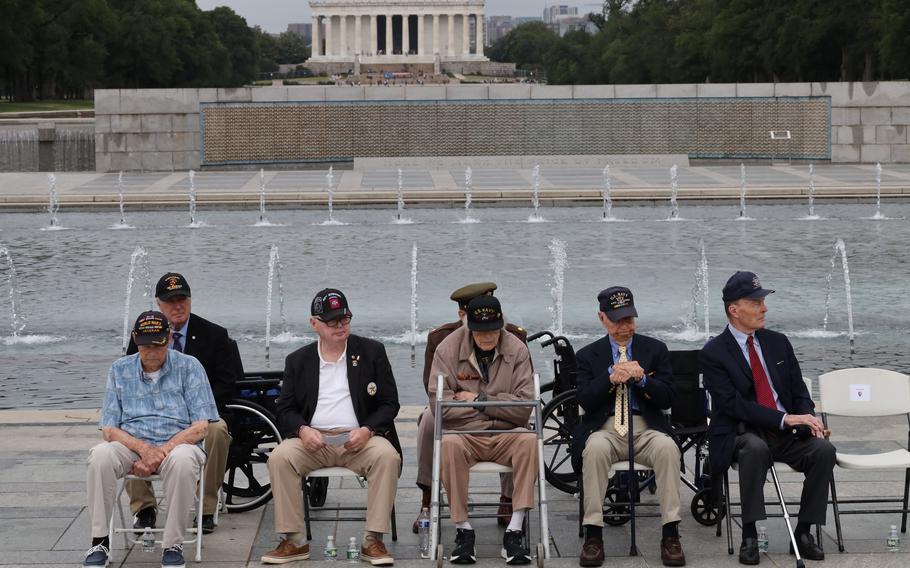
left=507, top=509, right=526, bottom=532
left=455, top=521, right=472, bottom=530
left=285, top=532, right=306, bottom=546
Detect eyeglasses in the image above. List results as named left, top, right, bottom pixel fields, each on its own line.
left=319, top=316, right=353, bottom=328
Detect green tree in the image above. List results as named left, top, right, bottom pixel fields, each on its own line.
left=489, top=21, right=560, bottom=73
left=254, top=27, right=280, bottom=74
left=276, top=30, right=310, bottom=64
left=879, top=0, right=910, bottom=79
left=544, top=30, right=592, bottom=85
left=207, top=6, right=258, bottom=85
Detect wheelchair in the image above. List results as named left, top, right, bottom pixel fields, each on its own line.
left=221, top=371, right=329, bottom=513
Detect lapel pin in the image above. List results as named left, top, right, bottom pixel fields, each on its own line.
left=367, top=382, right=377, bottom=396
left=351, top=355, right=360, bottom=367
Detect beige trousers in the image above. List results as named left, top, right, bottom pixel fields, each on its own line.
left=581, top=415, right=681, bottom=526
left=439, top=431, right=537, bottom=523
left=416, top=407, right=513, bottom=497
left=87, top=441, right=205, bottom=548
left=128, top=418, right=230, bottom=515
left=267, top=435, right=400, bottom=534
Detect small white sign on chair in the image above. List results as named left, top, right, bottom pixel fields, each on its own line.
left=849, top=384, right=871, bottom=402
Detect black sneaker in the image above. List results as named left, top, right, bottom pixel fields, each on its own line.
left=501, top=530, right=530, bottom=565
left=133, top=507, right=157, bottom=532
left=190, top=515, right=216, bottom=534
left=451, top=528, right=476, bottom=564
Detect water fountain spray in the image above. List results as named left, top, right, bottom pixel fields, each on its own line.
left=682, top=242, right=710, bottom=339
left=121, top=246, right=152, bottom=355
left=529, top=164, right=543, bottom=221
left=258, top=168, right=269, bottom=225
left=188, top=170, right=199, bottom=226
left=326, top=166, right=336, bottom=224
left=409, top=243, right=419, bottom=348
left=0, top=245, right=26, bottom=338
left=395, top=168, right=410, bottom=223
left=807, top=163, right=818, bottom=218
left=116, top=171, right=128, bottom=227
left=602, top=165, right=614, bottom=221
left=738, top=163, right=747, bottom=220
left=874, top=162, right=884, bottom=219
left=547, top=238, right=568, bottom=337
left=822, top=238, right=855, bottom=352
left=265, top=244, right=289, bottom=366
left=47, top=173, right=60, bottom=227
left=463, top=167, right=478, bottom=223
left=669, top=165, right=680, bottom=220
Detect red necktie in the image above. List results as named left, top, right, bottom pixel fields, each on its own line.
left=746, top=335, right=777, bottom=410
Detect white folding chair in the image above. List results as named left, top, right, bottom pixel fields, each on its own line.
left=302, top=466, right=398, bottom=541
left=818, top=367, right=910, bottom=552
left=108, top=472, right=204, bottom=562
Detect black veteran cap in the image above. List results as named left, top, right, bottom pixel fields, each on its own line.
left=311, top=288, right=352, bottom=321
left=598, top=286, right=638, bottom=322
left=466, top=295, right=504, bottom=331
left=132, top=310, right=170, bottom=346
left=156, top=273, right=191, bottom=300
left=450, top=282, right=498, bottom=310
left=722, top=271, right=775, bottom=302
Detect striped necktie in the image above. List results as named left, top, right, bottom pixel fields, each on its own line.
left=172, top=332, right=184, bottom=353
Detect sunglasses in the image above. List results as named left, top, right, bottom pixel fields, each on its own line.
left=319, top=315, right=353, bottom=328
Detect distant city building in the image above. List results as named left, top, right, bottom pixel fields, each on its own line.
left=287, top=23, right=312, bottom=41
left=485, top=15, right=544, bottom=45
left=543, top=3, right=578, bottom=24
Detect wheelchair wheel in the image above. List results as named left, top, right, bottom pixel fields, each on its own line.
left=691, top=487, right=725, bottom=526
left=603, top=487, right=631, bottom=526
left=540, top=389, right=580, bottom=495
left=307, top=476, right=329, bottom=508
left=223, top=400, right=282, bottom=513
left=536, top=543, right=545, bottom=568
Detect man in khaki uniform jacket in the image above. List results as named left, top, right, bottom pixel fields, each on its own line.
left=429, top=295, right=537, bottom=566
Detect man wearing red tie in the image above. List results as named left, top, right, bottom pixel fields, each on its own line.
left=701, top=271, right=836, bottom=565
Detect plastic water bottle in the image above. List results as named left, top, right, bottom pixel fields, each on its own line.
left=324, top=535, right=337, bottom=561
left=417, top=507, right=431, bottom=559
left=141, top=528, right=154, bottom=553
left=346, top=537, right=360, bottom=563
left=887, top=525, right=900, bottom=552
left=757, top=526, right=768, bottom=553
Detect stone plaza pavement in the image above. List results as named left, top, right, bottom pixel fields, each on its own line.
left=1, top=163, right=910, bottom=209
left=2, top=406, right=910, bottom=567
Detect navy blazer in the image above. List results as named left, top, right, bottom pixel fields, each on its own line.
left=700, top=326, right=814, bottom=476
left=570, top=333, right=676, bottom=473
left=276, top=334, right=402, bottom=457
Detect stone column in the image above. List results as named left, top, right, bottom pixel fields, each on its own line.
left=324, top=14, right=333, bottom=56
left=386, top=14, right=393, bottom=54
left=476, top=14, right=484, bottom=57
left=418, top=14, right=425, bottom=55
left=312, top=14, right=321, bottom=57
left=462, top=13, right=470, bottom=55
left=340, top=14, right=348, bottom=57
left=371, top=14, right=378, bottom=55
left=403, top=14, right=410, bottom=55
left=432, top=13, right=440, bottom=55
left=355, top=14, right=362, bottom=55
left=447, top=14, right=455, bottom=56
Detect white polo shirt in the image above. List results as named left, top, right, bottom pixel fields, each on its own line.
left=309, top=340, right=359, bottom=430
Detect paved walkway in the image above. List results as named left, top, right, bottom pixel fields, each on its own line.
left=1, top=164, right=909, bottom=208
left=2, top=407, right=910, bottom=567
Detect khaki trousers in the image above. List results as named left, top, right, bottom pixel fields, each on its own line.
left=267, top=435, right=400, bottom=534
left=582, top=415, right=681, bottom=526
left=128, top=418, right=230, bottom=515
left=439, top=431, right=537, bottom=523
left=87, top=441, right=205, bottom=548
left=417, top=407, right=513, bottom=497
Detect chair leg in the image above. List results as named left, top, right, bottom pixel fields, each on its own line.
left=303, top=477, right=312, bottom=541
left=391, top=505, right=398, bottom=542
left=829, top=474, right=844, bottom=552
left=901, top=468, right=910, bottom=533
left=578, top=477, right=584, bottom=538
left=196, top=470, right=204, bottom=562
left=724, top=474, right=733, bottom=555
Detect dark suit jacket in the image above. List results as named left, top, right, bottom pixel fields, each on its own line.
left=570, top=333, right=676, bottom=473
left=700, top=326, right=814, bottom=476
left=276, top=334, right=402, bottom=457
left=128, top=313, right=243, bottom=415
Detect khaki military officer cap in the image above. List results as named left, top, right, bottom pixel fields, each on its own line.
left=450, top=282, right=498, bottom=310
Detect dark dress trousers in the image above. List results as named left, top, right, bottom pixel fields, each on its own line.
left=570, top=333, right=676, bottom=474
left=276, top=334, right=402, bottom=457
left=700, top=326, right=836, bottom=524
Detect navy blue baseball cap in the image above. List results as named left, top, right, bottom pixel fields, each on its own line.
left=722, top=271, right=775, bottom=302
left=598, top=286, right=638, bottom=322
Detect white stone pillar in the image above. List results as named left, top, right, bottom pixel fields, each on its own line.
left=417, top=15, right=425, bottom=55
left=371, top=14, right=378, bottom=55
left=386, top=14, right=393, bottom=54
left=403, top=14, right=410, bottom=55
left=433, top=13, right=440, bottom=55
left=355, top=14, right=362, bottom=55
left=340, top=14, right=348, bottom=57
left=447, top=14, right=455, bottom=56
left=462, top=13, right=470, bottom=55
left=324, top=14, right=333, bottom=56
left=312, top=14, right=321, bottom=57
left=476, top=14, right=484, bottom=57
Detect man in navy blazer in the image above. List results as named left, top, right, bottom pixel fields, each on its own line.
left=701, top=271, right=835, bottom=565
left=571, top=287, right=685, bottom=567
left=263, top=289, right=400, bottom=566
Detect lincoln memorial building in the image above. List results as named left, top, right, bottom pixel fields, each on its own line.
left=306, top=0, right=512, bottom=75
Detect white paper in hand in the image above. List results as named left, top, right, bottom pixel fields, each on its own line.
left=323, top=432, right=351, bottom=446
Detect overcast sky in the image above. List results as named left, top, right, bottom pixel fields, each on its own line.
left=196, top=1, right=601, bottom=33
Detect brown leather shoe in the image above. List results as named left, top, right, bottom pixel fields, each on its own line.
left=660, top=536, right=686, bottom=567
left=497, top=495, right=513, bottom=527
left=261, top=539, right=310, bottom=564
left=361, top=535, right=394, bottom=566
left=578, top=537, right=604, bottom=567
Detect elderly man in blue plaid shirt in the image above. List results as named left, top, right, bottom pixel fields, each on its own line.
left=82, top=311, right=219, bottom=568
